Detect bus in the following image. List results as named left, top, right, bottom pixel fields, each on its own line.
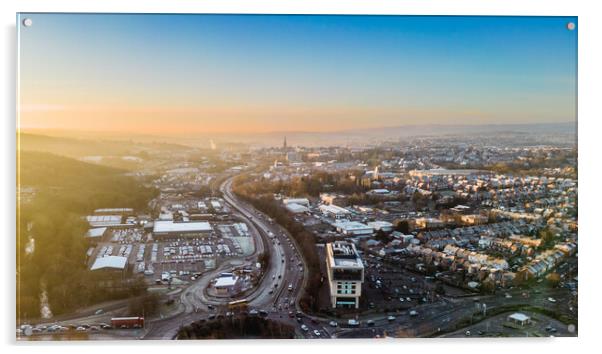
left=228, top=299, right=249, bottom=311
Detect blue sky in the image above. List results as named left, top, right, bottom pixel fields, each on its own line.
left=18, top=14, right=577, bottom=133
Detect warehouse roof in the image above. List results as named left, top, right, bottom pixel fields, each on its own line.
left=86, top=227, right=107, bottom=238
left=153, top=220, right=212, bottom=234
left=285, top=203, right=309, bottom=213
left=90, top=256, right=127, bottom=271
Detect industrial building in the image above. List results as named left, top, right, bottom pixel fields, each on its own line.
left=153, top=220, right=213, bottom=238
left=86, top=215, right=124, bottom=228
left=319, top=204, right=351, bottom=219
left=325, top=241, right=365, bottom=309
left=85, top=227, right=108, bottom=241
left=285, top=203, right=309, bottom=214
left=333, top=220, right=373, bottom=236
left=90, top=255, right=128, bottom=272
left=283, top=198, right=310, bottom=206
left=367, top=221, right=394, bottom=233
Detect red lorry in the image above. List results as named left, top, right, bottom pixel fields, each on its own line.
left=111, top=317, right=144, bottom=329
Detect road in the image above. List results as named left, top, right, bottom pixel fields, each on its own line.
left=142, top=175, right=309, bottom=339
left=19, top=174, right=575, bottom=340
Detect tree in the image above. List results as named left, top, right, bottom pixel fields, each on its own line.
left=395, top=220, right=411, bottom=234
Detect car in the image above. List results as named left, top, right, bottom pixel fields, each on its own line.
left=249, top=309, right=259, bottom=316
left=208, top=314, right=216, bottom=320
left=95, top=309, right=104, bottom=315
left=301, top=324, right=309, bottom=332
left=296, top=317, right=303, bottom=323
left=207, top=304, right=215, bottom=310
left=288, top=312, right=294, bottom=318
left=505, top=294, right=512, bottom=299
left=387, top=315, right=396, bottom=321
left=409, top=310, right=418, bottom=317
left=347, top=319, right=359, bottom=327
left=75, top=326, right=86, bottom=332
left=329, top=320, right=338, bottom=327
left=259, top=310, right=269, bottom=317
left=367, top=320, right=375, bottom=326
left=313, top=330, right=321, bottom=336
left=548, top=297, right=557, bottom=303
left=268, top=290, right=274, bottom=295
left=465, top=330, right=471, bottom=336
left=100, top=324, right=112, bottom=330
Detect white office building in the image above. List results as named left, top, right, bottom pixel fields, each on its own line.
left=325, top=241, right=365, bottom=309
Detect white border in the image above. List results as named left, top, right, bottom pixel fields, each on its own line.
left=3, top=1, right=601, bottom=354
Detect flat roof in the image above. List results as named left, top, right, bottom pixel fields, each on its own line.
left=327, top=242, right=364, bottom=269
left=286, top=203, right=309, bottom=213
left=319, top=204, right=350, bottom=214
left=334, top=221, right=372, bottom=231
left=91, top=256, right=127, bottom=271
left=86, top=227, right=107, bottom=238
left=214, top=275, right=238, bottom=287
left=508, top=313, right=530, bottom=322
left=153, top=220, right=212, bottom=234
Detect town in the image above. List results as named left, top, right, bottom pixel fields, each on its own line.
left=16, top=129, right=578, bottom=339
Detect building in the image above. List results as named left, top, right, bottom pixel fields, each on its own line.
left=94, top=208, right=133, bottom=215
left=320, top=193, right=348, bottom=207
left=85, top=227, right=107, bottom=241
left=213, top=273, right=241, bottom=296
left=325, top=242, right=365, bottom=309
left=285, top=203, right=309, bottom=214
left=319, top=204, right=351, bottom=219
left=283, top=198, right=310, bottom=207
left=333, top=220, right=373, bottom=236
left=153, top=220, right=213, bottom=238
left=367, top=221, right=394, bottom=233
left=86, top=215, right=123, bottom=228
left=507, top=312, right=531, bottom=326
left=90, top=255, right=128, bottom=272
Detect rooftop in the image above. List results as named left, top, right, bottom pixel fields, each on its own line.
left=328, top=242, right=364, bottom=268
left=153, top=220, right=212, bottom=234
left=90, top=256, right=127, bottom=271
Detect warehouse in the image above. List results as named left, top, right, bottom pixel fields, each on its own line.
left=153, top=220, right=213, bottom=238
left=333, top=221, right=374, bottom=236
left=85, top=227, right=108, bottom=243
left=319, top=204, right=351, bottom=219
left=285, top=203, right=309, bottom=214
left=86, top=215, right=123, bottom=227
left=90, top=255, right=128, bottom=272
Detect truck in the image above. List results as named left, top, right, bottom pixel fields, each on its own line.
left=111, top=317, right=144, bottom=329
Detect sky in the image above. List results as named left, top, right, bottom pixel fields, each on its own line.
left=18, top=14, right=577, bottom=135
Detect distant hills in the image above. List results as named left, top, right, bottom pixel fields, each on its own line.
left=18, top=132, right=197, bottom=158
left=18, top=121, right=576, bottom=150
